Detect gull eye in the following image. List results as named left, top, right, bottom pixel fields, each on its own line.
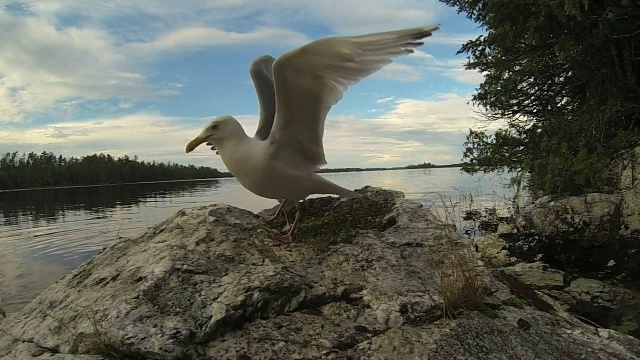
left=211, top=123, right=219, bottom=130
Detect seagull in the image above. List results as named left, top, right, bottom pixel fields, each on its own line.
left=186, top=25, right=439, bottom=241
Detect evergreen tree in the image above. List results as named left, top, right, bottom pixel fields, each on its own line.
left=0, top=152, right=229, bottom=190
left=441, top=0, right=640, bottom=194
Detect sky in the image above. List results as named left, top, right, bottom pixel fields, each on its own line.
left=0, top=0, right=496, bottom=170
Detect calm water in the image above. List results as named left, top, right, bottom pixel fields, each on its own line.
left=0, top=168, right=515, bottom=313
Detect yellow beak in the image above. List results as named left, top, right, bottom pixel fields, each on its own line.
left=185, top=136, right=205, bottom=153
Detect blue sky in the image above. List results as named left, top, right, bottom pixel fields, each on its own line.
left=0, top=0, right=496, bottom=170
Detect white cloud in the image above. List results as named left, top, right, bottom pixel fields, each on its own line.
left=3, top=0, right=444, bottom=35
left=124, top=27, right=311, bottom=56
left=0, top=0, right=463, bottom=123
left=408, top=50, right=435, bottom=60
left=1, top=112, right=203, bottom=162
left=293, top=0, right=443, bottom=34
left=439, top=59, right=485, bottom=84
left=0, top=11, right=155, bottom=122
left=374, top=63, right=421, bottom=82
left=2, top=93, right=502, bottom=169
left=376, top=97, right=395, bottom=104
left=320, top=93, right=504, bottom=166
left=0, top=5, right=312, bottom=123
left=0, top=0, right=491, bottom=168
left=373, top=93, right=487, bottom=132
left=428, top=32, right=483, bottom=46
left=446, top=68, right=485, bottom=84
left=408, top=55, right=485, bottom=85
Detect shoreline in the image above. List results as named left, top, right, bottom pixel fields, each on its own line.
left=0, top=166, right=465, bottom=192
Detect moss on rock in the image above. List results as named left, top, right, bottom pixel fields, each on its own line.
left=273, top=191, right=396, bottom=251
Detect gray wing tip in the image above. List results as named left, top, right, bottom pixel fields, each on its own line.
left=254, top=54, right=276, bottom=62
left=411, top=25, right=439, bottom=40
left=249, top=55, right=276, bottom=74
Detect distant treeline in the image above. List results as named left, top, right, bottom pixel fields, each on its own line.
left=317, top=162, right=465, bottom=173
left=405, top=162, right=465, bottom=169
left=0, top=152, right=230, bottom=190
left=318, top=167, right=388, bottom=173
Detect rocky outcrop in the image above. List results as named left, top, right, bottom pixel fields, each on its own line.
left=474, top=234, right=516, bottom=267
left=480, top=260, right=640, bottom=339
left=604, top=146, right=640, bottom=191
left=517, top=192, right=623, bottom=238
left=508, top=194, right=640, bottom=278
left=474, top=145, right=640, bottom=340
left=2, top=187, right=640, bottom=359
left=510, top=147, right=640, bottom=278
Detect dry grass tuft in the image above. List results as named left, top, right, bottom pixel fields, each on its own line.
left=429, top=192, right=488, bottom=319
left=438, top=247, right=486, bottom=319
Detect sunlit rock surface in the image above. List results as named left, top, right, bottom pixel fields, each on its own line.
left=1, top=187, right=639, bottom=359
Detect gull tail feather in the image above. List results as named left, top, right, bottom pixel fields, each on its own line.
left=316, top=176, right=361, bottom=198
left=335, top=187, right=362, bottom=198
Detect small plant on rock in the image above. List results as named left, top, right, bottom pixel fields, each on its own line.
left=438, top=247, right=486, bottom=319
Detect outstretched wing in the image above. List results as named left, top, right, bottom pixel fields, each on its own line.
left=268, top=25, right=439, bottom=169
left=250, top=55, right=277, bottom=141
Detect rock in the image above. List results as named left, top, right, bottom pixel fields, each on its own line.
left=620, top=189, right=640, bottom=236
left=0, top=337, right=100, bottom=360
left=491, top=262, right=640, bottom=340
left=519, top=192, right=623, bottom=238
left=509, top=147, right=640, bottom=278
left=510, top=190, right=640, bottom=278
left=1, top=187, right=639, bottom=359
left=565, top=278, right=619, bottom=308
left=475, top=234, right=515, bottom=267
left=603, top=146, right=640, bottom=191
left=496, top=223, right=516, bottom=235
left=560, top=278, right=640, bottom=338
left=500, top=262, right=567, bottom=290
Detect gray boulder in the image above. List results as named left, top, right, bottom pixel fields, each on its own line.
left=518, top=192, right=623, bottom=239
left=511, top=191, right=639, bottom=277
left=1, top=187, right=639, bottom=359
left=511, top=146, right=640, bottom=277
left=474, top=234, right=516, bottom=267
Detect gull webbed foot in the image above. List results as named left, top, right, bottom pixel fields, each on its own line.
left=270, top=200, right=301, bottom=243
left=261, top=199, right=287, bottom=224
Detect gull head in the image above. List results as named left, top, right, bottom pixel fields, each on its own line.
left=185, top=115, right=244, bottom=153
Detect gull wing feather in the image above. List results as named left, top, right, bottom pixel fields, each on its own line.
left=209, top=55, right=276, bottom=153
left=268, top=25, right=439, bottom=169
left=250, top=55, right=277, bottom=141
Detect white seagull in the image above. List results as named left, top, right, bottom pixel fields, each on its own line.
left=186, top=25, right=439, bottom=241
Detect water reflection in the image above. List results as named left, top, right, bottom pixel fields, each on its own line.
left=0, top=180, right=225, bottom=312
left=0, top=180, right=222, bottom=225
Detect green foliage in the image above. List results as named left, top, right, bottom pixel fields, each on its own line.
left=441, top=0, right=640, bottom=194
left=0, top=151, right=229, bottom=190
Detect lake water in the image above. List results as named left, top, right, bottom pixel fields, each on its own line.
left=0, top=168, right=516, bottom=313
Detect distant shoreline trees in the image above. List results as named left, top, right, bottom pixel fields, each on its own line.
left=0, top=151, right=465, bottom=190
left=0, top=152, right=230, bottom=190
